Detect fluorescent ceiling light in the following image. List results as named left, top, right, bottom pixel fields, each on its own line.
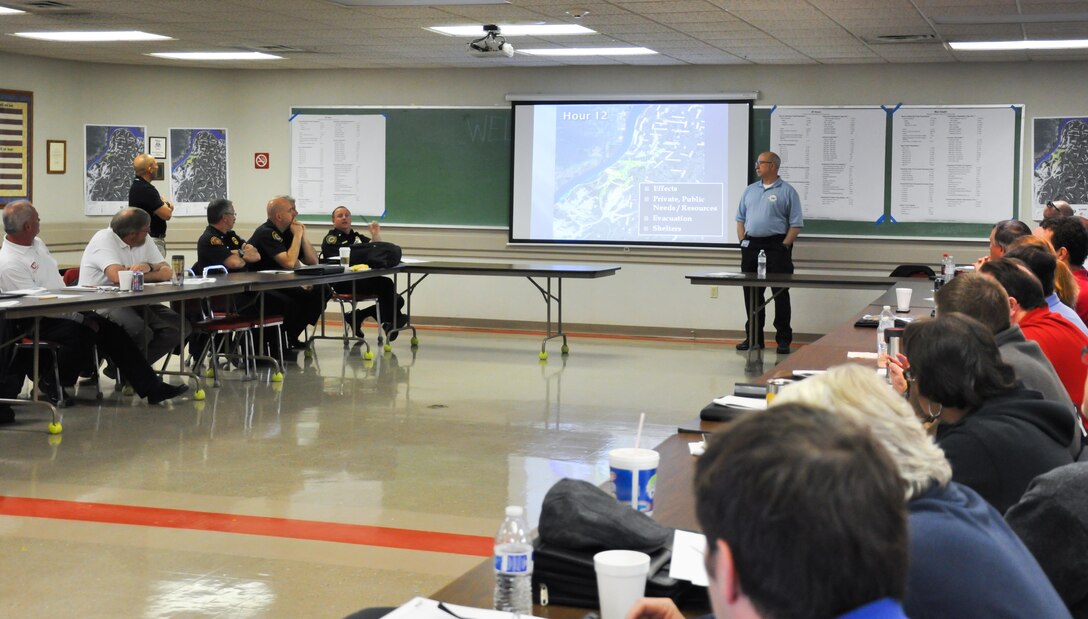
left=519, top=47, right=658, bottom=56
left=949, top=39, right=1088, bottom=51
left=13, top=30, right=171, bottom=42
left=0, top=5, right=27, bottom=14
left=428, top=24, right=595, bottom=36
left=149, top=51, right=282, bottom=60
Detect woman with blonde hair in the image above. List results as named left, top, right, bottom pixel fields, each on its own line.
left=772, top=363, right=1070, bottom=619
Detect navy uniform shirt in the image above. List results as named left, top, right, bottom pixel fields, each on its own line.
left=195, top=225, right=248, bottom=274
left=128, top=176, right=168, bottom=238
left=320, top=228, right=371, bottom=262
left=248, top=220, right=294, bottom=271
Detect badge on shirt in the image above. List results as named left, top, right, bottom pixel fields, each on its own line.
left=325, top=234, right=338, bottom=245
left=768, top=195, right=778, bottom=203
left=210, top=236, right=223, bottom=246
left=272, top=231, right=283, bottom=242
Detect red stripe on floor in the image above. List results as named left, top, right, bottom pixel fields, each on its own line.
left=0, top=496, right=493, bottom=556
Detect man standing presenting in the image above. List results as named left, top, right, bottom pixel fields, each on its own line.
left=129, top=153, right=174, bottom=256
left=735, top=151, right=803, bottom=354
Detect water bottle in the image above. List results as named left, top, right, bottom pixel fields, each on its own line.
left=757, top=249, right=767, bottom=279
left=494, top=505, right=533, bottom=615
left=941, top=253, right=955, bottom=283
left=877, top=305, right=895, bottom=368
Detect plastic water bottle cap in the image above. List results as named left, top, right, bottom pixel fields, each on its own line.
left=505, top=506, right=524, bottom=517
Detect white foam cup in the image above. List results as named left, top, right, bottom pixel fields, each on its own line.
left=339, top=246, right=351, bottom=266
left=895, top=287, right=912, bottom=312
left=609, top=447, right=659, bottom=514
left=594, top=550, right=651, bottom=619
left=118, top=270, right=134, bottom=291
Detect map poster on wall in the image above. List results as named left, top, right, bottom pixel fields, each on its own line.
left=1033, top=117, right=1088, bottom=218
left=84, top=124, right=146, bottom=215
left=290, top=114, right=385, bottom=216
left=0, top=89, right=33, bottom=205
left=169, top=128, right=228, bottom=216
left=890, top=106, right=1015, bottom=224
left=770, top=107, right=886, bottom=222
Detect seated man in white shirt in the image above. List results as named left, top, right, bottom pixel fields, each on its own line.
left=0, top=201, right=187, bottom=406
left=79, top=207, right=190, bottom=364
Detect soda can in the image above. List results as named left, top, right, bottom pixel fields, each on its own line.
left=132, top=270, right=144, bottom=292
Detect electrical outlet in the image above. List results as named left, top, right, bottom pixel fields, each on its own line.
left=710, top=286, right=719, bottom=298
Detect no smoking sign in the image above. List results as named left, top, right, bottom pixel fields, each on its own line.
left=254, top=152, right=269, bottom=169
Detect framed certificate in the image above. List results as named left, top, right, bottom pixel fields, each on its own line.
left=46, top=139, right=66, bottom=174
left=149, top=135, right=167, bottom=159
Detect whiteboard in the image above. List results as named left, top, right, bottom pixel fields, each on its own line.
left=290, top=114, right=385, bottom=217
left=770, top=107, right=886, bottom=222
left=890, top=106, right=1015, bottom=224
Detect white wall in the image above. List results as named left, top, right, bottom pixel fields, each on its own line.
left=7, top=51, right=1081, bottom=337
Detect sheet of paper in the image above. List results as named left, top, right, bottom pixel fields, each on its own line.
left=669, top=530, right=709, bottom=587
left=711, top=395, right=767, bottom=410
left=383, top=597, right=541, bottom=619
left=701, top=271, right=744, bottom=278
left=7, top=288, right=45, bottom=295
left=847, top=351, right=878, bottom=359
left=0, top=300, right=18, bottom=307
left=400, top=257, right=430, bottom=264
left=688, top=440, right=706, bottom=456
left=259, top=270, right=294, bottom=274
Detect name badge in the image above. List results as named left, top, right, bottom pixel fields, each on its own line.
left=740, top=239, right=750, bottom=248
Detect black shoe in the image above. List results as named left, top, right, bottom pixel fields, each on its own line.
left=290, top=339, right=308, bottom=350
left=79, top=373, right=99, bottom=387
left=147, top=382, right=189, bottom=405
left=382, top=322, right=399, bottom=342
left=103, top=364, right=118, bottom=380
left=736, top=340, right=763, bottom=351
left=776, top=344, right=792, bottom=355
left=0, top=405, right=14, bottom=423
left=281, top=348, right=299, bottom=364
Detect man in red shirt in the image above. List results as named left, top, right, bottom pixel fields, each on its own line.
left=981, top=258, right=1088, bottom=431
left=1037, top=216, right=1088, bottom=324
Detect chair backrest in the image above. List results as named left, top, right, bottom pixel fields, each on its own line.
left=889, top=264, right=935, bottom=279
left=63, top=268, right=80, bottom=286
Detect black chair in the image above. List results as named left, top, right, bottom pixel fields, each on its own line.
left=889, top=264, right=935, bottom=279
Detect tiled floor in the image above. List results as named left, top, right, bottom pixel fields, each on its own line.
left=0, top=327, right=754, bottom=618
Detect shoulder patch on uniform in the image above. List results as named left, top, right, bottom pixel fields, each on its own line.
left=326, top=234, right=338, bottom=245
left=272, top=231, right=283, bottom=242
left=210, top=236, right=223, bottom=246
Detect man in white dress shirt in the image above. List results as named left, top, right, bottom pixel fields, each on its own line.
left=79, top=207, right=189, bottom=364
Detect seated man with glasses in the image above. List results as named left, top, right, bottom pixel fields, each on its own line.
left=193, top=199, right=260, bottom=274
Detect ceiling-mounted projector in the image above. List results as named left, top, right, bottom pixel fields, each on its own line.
left=468, top=24, right=514, bottom=58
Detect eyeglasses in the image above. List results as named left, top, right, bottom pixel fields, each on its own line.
left=755, top=160, right=774, bottom=166
left=224, top=211, right=237, bottom=216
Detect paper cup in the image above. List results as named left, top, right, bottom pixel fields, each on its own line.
left=895, top=287, right=912, bottom=312
left=594, top=550, right=651, bottom=619
left=609, top=448, right=659, bottom=514
left=118, top=270, right=134, bottom=291
left=339, top=246, right=351, bottom=266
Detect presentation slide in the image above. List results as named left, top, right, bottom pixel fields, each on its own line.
left=510, top=100, right=751, bottom=247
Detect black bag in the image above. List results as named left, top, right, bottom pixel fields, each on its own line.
left=531, top=538, right=705, bottom=609
left=531, top=479, right=704, bottom=610
left=349, top=241, right=402, bottom=269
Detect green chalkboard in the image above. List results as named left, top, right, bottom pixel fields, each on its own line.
left=753, top=106, right=1022, bottom=239
left=291, top=107, right=511, bottom=227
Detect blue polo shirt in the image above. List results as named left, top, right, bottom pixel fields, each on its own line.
left=836, top=599, right=908, bottom=619
left=736, top=178, right=803, bottom=237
